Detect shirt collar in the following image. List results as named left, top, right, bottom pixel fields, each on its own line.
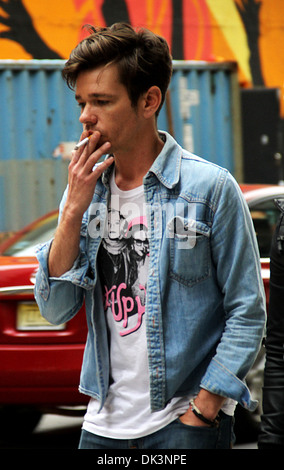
left=102, top=131, right=182, bottom=189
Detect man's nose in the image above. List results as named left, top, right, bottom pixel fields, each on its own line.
left=79, top=104, right=98, bottom=125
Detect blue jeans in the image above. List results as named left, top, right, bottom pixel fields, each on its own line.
left=78, top=412, right=235, bottom=449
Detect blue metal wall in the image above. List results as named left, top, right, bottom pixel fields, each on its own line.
left=158, top=61, right=242, bottom=177
left=0, top=60, right=242, bottom=232
left=0, top=60, right=81, bottom=161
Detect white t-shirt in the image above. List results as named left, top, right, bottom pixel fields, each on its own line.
left=82, top=172, right=235, bottom=439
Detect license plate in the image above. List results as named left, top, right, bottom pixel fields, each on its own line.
left=17, top=302, right=65, bottom=331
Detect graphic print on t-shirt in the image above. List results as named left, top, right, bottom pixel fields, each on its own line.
left=98, top=205, right=149, bottom=337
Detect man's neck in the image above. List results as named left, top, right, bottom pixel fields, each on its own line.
left=113, top=133, right=164, bottom=191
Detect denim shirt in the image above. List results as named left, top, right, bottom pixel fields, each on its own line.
left=35, top=131, right=266, bottom=412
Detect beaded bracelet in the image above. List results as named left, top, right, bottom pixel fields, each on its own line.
left=189, top=399, right=220, bottom=428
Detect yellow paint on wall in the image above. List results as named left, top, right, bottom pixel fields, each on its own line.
left=206, top=0, right=252, bottom=82
left=24, top=0, right=87, bottom=59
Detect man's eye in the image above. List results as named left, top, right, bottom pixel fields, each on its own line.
left=97, top=100, right=109, bottom=106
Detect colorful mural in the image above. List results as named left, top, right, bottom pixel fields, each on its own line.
left=0, top=0, right=284, bottom=110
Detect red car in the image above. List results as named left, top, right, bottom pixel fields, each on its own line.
left=0, top=211, right=88, bottom=434
left=0, top=184, right=283, bottom=436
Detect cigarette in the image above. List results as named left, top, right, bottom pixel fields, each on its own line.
left=74, top=136, right=90, bottom=150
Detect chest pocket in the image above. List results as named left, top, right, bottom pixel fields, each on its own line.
left=167, top=216, right=211, bottom=287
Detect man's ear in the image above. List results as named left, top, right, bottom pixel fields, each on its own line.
left=142, top=86, right=162, bottom=118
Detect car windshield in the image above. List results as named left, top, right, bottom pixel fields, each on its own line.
left=2, top=217, right=57, bottom=257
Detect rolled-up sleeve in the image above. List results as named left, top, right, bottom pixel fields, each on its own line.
left=34, top=239, right=86, bottom=325
left=34, top=187, right=95, bottom=325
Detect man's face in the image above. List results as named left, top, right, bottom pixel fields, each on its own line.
left=75, top=64, right=143, bottom=155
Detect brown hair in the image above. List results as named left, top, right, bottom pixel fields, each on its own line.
left=62, top=23, right=172, bottom=115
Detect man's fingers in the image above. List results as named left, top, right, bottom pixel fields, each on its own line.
left=84, top=141, right=112, bottom=173
left=92, top=154, right=114, bottom=178
left=77, top=131, right=100, bottom=165
left=71, top=131, right=92, bottom=164
left=72, top=131, right=109, bottom=168
left=70, top=139, right=112, bottom=182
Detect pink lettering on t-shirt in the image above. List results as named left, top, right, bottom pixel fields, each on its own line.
left=103, top=283, right=146, bottom=336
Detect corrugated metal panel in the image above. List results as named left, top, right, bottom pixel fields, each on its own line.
left=0, top=159, right=68, bottom=232
left=158, top=61, right=242, bottom=179
left=0, top=60, right=81, bottom=232
left=0, top=60, right=242, bottom=233
left=0, top=60, right=81, bottom=161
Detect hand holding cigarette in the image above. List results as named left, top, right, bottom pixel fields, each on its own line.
left=67, top=132, right=113, bottom=218
left=74, top=136, right=91, bottom=150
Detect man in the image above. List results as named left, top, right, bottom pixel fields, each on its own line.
left=258, top=199, right=284, bottom=448
left=35, top=23, right=266, bottom=449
